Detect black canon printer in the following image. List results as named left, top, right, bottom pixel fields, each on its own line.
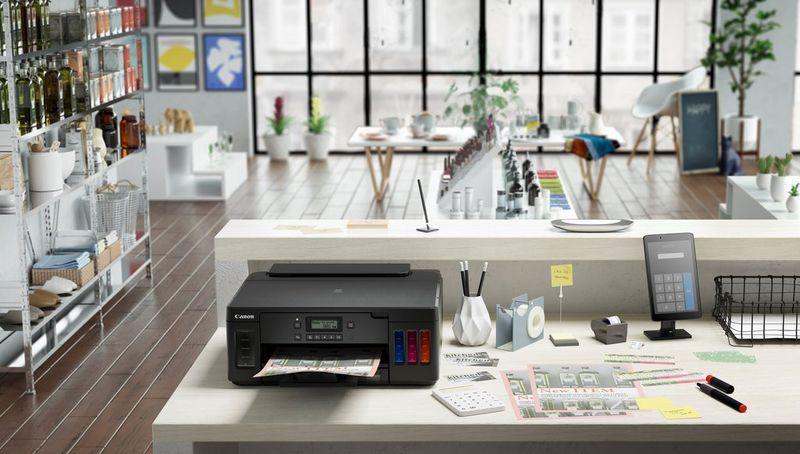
left=227, top=263, right=442, bottom=386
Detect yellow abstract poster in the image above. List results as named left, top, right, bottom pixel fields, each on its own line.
left=156, top=35, right=198, bottom=91
left=203, top=0, right=244, bottom=27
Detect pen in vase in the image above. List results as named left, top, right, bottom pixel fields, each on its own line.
left=464, top=260, right=470, bottom=296
left=459, top=261, right=467, bottom=296
left=477, top=261, right=488, bottom=296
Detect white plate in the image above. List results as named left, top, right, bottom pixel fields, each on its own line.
left=551, top=219, right=633, bottom=233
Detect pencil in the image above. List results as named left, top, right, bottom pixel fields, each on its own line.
left=477, top=261, right=488, bottom=296
left=464, top=261, right=470, bottom=296
left=459, top=262, right=467, bottom=296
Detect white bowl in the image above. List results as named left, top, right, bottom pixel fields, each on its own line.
left=60, top=149, right=76, bottom=180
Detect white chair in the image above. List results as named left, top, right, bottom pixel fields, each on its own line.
left=628, top=66, right=707, bottom=173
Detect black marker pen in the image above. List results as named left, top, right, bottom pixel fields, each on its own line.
left=697, top=383, right=747, bottom=413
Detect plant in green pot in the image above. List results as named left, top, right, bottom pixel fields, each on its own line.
left=756, top=155, right=774, bottom=190
left=442, top=76, right=521, bottom=135
left=770, top=152, right=793, bottom=202
left=702, top=0, right=779, bottom=153
left=303, top=96, right=332, bottom=161
left=786, top=183, right=800, bottom=213
left=264, top=96, right=293, bottom=161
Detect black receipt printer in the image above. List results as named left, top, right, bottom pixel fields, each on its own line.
left=227, top=263, right=442, bottom=386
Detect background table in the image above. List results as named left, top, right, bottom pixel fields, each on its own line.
left=508, top=127, right=626, bottom=200
left=347, top=126, right=475, bottom=202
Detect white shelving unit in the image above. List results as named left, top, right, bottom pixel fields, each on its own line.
left=0, top=0, right=151, bottom=394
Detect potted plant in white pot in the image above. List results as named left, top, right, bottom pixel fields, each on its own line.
left=702, top=0, right=778, bottom=153
left=442, top=76, right=521, bottom=136
left=787, top=183, right=800, bottom=213
left=264, top=96, right=292, bottom=161
left=756, top=155, right=773, bottom=190
left=771, top=153, right=793, bottom=202
left=303, top=96, right=332, bottom=161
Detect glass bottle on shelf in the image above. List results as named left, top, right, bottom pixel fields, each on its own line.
left=60, top=54, right=76, bottom=117
left=119, top=112, right=140, bottom=158
left=36, top=56, right=47, bottom=81
left=43, top=55, right=63, bottom=124
left=0, top=66, right=9, bottom=125
left=28, top=61, right=44, bottom=129
left=32, top=0, right=50, bottom=52
left=0, top=4, right=5, bottom=56
left=14, top=62, right=33, bottom=134
left=10, top=0, right=26, bottom=55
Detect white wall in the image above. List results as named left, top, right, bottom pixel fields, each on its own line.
left=143, top=0, right=254, bottom=154
left=715, top=0, right=798, bottom=157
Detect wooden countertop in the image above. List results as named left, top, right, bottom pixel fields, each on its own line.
left=214, top=219, right=800, bottom=262
left=152, top=318, right=800, bottom=444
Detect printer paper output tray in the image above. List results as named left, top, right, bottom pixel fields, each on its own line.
left=272, top=368, right=389, bottom=387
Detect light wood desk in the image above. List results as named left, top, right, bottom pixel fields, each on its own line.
left=153, top=318, right=800, bottom=453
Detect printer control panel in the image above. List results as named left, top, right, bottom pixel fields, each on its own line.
left=260, top=312, right=388, bottom=344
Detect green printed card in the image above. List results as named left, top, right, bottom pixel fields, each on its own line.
left=693, top=351, right=756, bottom=364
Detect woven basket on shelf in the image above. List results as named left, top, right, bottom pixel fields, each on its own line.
left=31, top=262, right=95, bottom=287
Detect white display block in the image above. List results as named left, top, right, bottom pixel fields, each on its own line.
left=725, top=176, right=800, bottom=219
left=144, top=126, right=247, bottom=201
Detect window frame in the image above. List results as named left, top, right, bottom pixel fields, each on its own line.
left=249, top=0, right=717, bottom=153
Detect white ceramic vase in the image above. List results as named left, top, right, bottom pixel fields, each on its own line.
left=787, top=196, right=800, bottom=213
left=770, top=175, right=792, bottom=203
left=756, top=173, right=772, bottom=190
left=453, top=295, right=492, bottom=346
left=303, top=133, right=332, bottom=161
left=587, top=112, right=606, bottom=135
left=723, top=114, right=759, bottom=151
left=264, top=134, right=291, bottom=161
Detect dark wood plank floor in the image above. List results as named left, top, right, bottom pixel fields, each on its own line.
left=0, top=152, right=793, bottom=453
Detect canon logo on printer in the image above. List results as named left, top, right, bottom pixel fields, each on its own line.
left=234, top=314, right=254, bottom=320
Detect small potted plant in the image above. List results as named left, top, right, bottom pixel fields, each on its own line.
left=264, top=96, right=292, bottom=161
left=303, top=96, right=332, bottom=161
left=770, top=152, right=793, bottom=202
left=787, top=183, right=800, bottom=213
left=756, top=155, right=774, bottom=190
left=442, top=76, right=521, bottom=135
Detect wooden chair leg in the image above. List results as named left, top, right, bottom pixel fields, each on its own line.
left=364, top=147, right=381, bottom=199
left=646, top=118, right=657, bottom=174
left=629, top=118, right=649, bottom=165
left=670, top=116, right=681, bottom=169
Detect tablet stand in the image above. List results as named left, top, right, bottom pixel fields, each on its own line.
left=644, top=320, right=692, bottom=341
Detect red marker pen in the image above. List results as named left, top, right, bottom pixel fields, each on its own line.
left=697, top=383, right=747, bottom=413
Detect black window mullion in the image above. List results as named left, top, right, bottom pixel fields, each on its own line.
left=306, top=0, right=313, bottom=118
left=363, top=0, right=370, bottom=125
left=595, top=0, right=603, bottom=113
left=653, top=0, right=660, bottom=83
left=421, top=0, right=428, bottom=112
left=537, top=0, right=544, bottom=118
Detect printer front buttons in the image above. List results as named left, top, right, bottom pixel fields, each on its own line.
left=294, top=333, right=301, bottom=341
left=346, top=321, right=355, bottom=329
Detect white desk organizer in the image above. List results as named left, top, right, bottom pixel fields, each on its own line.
left=436, top=139, right=498, bottom=218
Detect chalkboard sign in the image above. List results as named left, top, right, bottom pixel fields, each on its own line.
left=678, top=90, right=720, bottom=174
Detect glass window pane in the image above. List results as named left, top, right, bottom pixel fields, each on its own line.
left=602, top=0, right=655, bottom=71
left=658, top=0, right=712, bottom=72
left=369, top=0, right=422, bottom=70
left=487, top=0, right=540, bottom=71
left=513, top=76, right=540, bottom=119
left=311, top=0, right=364, bottom=71
left=543, top=0, right=596, bottom=71
left=255, top=76, right=308, bottom=152
left=601, top=76, right=653, bottom=149
left=426, top=0, right=479, bottom=71
left=253, top=0, right=308, bottom=71
left=427, top=75, right=472, bottom=126
left=313, top=76, right=365, bottom=150
left=369, top=76, right=422, bottom=125
left=542, top=76, right=594, bottom=121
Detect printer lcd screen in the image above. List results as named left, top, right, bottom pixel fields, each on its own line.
left=307, top=317, right=343, bottom=332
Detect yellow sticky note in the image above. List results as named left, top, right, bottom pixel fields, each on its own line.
left=550, top=264, right=574, bottom=287
left=660, top=406, right=702, bottom=420
left=636, top=397, right=674, bottom=411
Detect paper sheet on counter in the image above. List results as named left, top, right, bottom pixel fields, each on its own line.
left=254, top=346, right=382, bottom=378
